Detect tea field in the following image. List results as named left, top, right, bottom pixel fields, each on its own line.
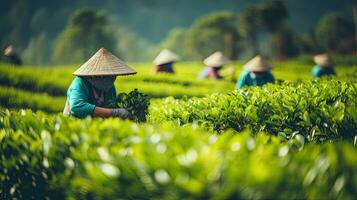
left=0, top=60, right=357, bottom=199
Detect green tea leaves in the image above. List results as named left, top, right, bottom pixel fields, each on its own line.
left=112, top=89, right=150, bottom=122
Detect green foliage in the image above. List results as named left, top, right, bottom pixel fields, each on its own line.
left=1, top=0, right=355, bottom=63
left=0, top=66, right=70, bottom=96
left=238, top=5, right=261, bottom=57
left=238, top=0, right=293, bottom=58
left=0, top=63, right=234, bottom=99
left=22, top=32, right=52, bottom=65
left=258, top=0, right=288, bottom=33
left=150, top=80, right=357, bottom=142
left=315, top=12, right=355, bottom=54
left=159, top=28, right=191, bottom=60
left=271, top=25, right=300, bottom=59
left=115, top=27, right=155, bottom=62
left=1, top=110, right=356, bottom=199
left=52, top=8, right=116, bottom=64
left=186, top=12, right=240, bottom=59
left=0, top=59, right=356, bottom=199
left=0, top=86, right=65, bottom=113
left=0, top=62, right=356, bottom=114
left=109, top=89, right=150, bottom=122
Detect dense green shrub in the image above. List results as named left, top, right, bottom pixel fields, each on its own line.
left=0, top=86, right=65, bottom=113
left=150, top=80, right=357, bottom=142
left=0, top=65, right=233, bottom=98
left=108, top=89, right=151, bottom=122
left=0, top=110, right=356, bottom=199
left=0, top=67, right=69, bottom=96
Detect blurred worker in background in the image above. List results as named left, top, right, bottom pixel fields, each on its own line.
left=236, top=55, right=275, bottom=89
left=3, top=45, right=22, bottom=66
left=312, top=53, right=336, bottom=78
left=198, top=51, right=234, bottom=80
left=152, top=49, right=180, bottom=74
left=64, top=48, right=137, bottom=119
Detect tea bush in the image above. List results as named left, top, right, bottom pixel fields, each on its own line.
left=0, top=64, right=233, bottom=98
left=0, top=110, right=356, bottom=199
left=1, top=63, right=355, bottom=100
left=108, top=89, right=151, bottom=122
left=0, top=86, right=65, bottom=112
left=150, top=80, right=357, bottom=142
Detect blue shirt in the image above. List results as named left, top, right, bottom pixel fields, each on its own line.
left=198, top=67, right=210, bottom=79
left=67, top=77, right=116, bottom=118
left=236, top=71, right=275, bottom=89
left=312, top=65, right=336, bottom=78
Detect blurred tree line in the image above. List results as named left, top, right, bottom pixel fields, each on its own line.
left=0, top=0, right=355, bottom=64
left=163, top=0, right=355, bottom=60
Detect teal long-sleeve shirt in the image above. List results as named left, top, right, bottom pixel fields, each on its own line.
left=312, top=65, right=336, bottom=78
left=67, top=77, right=116, bottom=118
left=236, top=71, right=275, bottom=89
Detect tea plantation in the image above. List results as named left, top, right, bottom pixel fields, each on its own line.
left=0, top=61, right=356, bottom=199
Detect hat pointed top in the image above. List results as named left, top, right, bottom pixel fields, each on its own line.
left=153, top=49, right=180, bottom=65
left=244, top=55, right=272, bottom=72
left=73, top=48, right=137, bottom=76
left=203, top=51, right=230, bottom=67
left=4, top=45, right=15, bottom=56
left=314, top=53, right=332, bottom=68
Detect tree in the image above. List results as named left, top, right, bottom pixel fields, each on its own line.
left=52, top=8, right=115, bottom=64
left=239, top=5, right=261, bottom=57
left=23, top=32, right=51, bottom=65
left=271, top=25, right=300, bottom=59
left=159, top=28, right=191, bottom=60
left=239, top=0, right=291, bottom=58
left=259, top=0, right=288, bottom=33
left=115, top=27, right=154, bottom=62
left=316, top=12, right=355, bottom=54
left=186, top=12, right=240, bottom=60
left=259, top=0, right=295, bottom=58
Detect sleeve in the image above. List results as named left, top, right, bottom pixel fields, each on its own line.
left=198, top=67, right=209, bottom=79
left=268, top=72, right=275, bottom=83
left=312, top=66, right=321, bottom=78
left=236, top=72, right=249, bottom=89
left=68, top=78, right=96, bottom=118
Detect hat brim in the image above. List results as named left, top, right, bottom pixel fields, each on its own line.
left=203, top=61, right=230, bottom=67
left=73, top=71, right=137, bottom=76
left=246, top=66, right=272, bottom=72
left=73, top=48, right=137, bottom=77
left=314, top=60, right=332, bottom=68
left=154, top=60, right=177, bottom=66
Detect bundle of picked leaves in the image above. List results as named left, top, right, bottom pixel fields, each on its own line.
left=109, top=89, right=150, bottom=122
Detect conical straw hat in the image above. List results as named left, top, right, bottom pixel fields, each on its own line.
left=4, top=45, right=15, bottom=56
left=244, top=55, right=272, bottom=72
left=314, top=53, right=332, bottom=68
left=153, top=49, right=180, bottom=65
left=203, top=51, right=230, bottom=67
left=73, top=48, right=137, bottom=76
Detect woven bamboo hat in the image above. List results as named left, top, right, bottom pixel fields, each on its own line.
left=244, top=55, right=272, bottom=72
left=314, top=53, right=332, bottom=68
left=4, top=45, right=15, bottom=56
left=153, top=49, right=180, bottom=65
left=203, top=51, right=230, bottom=67
left=73, top=48, right=137, bottom=76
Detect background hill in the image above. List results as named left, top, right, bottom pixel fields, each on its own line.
left=0, top=0, right=354, bottom=64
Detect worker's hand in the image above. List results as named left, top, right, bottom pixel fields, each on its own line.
left=112, top=108, right=131, bottom=119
